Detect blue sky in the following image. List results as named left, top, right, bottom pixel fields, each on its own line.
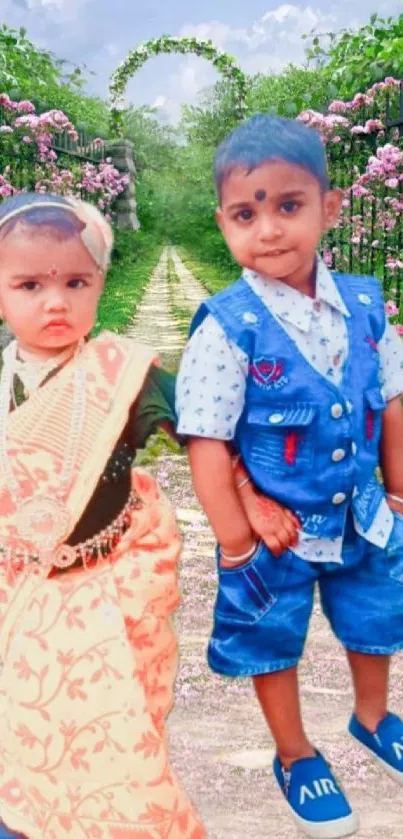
left=3, top=0, right=403, bottom=122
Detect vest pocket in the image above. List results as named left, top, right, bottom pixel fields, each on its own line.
left=245, top=403, right=317, bottom=475
left=215, top=541, right=291, bottom=625
left=364, top=388, right=386, bottom=446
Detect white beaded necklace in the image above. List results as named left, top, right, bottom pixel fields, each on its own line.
left=0, top=339, right=87, bottom=555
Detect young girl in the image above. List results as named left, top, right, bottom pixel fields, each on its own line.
left=0, top=192, right=299, bottom=839
left=0, top=192, right=209, bottom=839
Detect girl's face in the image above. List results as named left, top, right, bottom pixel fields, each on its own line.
left=0, top=228, right=104, bottom=359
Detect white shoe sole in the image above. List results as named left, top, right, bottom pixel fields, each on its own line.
left=350, top=733, right=403, bottom=785
left=286, top=806, right=359, bottom=839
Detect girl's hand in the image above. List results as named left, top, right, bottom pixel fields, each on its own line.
left=242, top=490, right=300, bottom=557
left=233, top=459, right=301, bottom=557
left=387, top=496, right=403, bottom=517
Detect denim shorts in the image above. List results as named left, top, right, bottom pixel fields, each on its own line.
left=208, top=512, right=403, bottom=677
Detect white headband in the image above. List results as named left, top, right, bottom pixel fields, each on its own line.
left=0, top=199, right=113, bottom=272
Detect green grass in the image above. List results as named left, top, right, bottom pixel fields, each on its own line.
left=135, top=427, right=182, bottom=465
left=95, top=230, right=182, bottom=464
left=166, top=251, right=195, bottom=339
left=132, top=251, right=194, bottom=465
left=176, top=246, right=237, bottom=295
left=94, top=229, right=162, bottom=335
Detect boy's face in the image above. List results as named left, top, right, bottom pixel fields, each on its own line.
left=216, top=161, right=341, bottom=291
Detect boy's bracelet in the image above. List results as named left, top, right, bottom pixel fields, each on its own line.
left=236, top=477, right=251, bottom=490
left=221, top=541, right=258, bottom=564
left=387, top=492, right=403, bottom=506
left=231, top=455, right=251, bottom=489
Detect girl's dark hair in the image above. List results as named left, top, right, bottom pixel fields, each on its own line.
left=0, top=192, right=85, bottom=240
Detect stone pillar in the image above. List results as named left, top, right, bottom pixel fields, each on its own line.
left=107, top=139, right=140, bottom=230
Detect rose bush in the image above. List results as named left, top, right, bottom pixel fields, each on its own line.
left=297, top=77, right=403, bottom=324
left=0, top=93, right=128, bottom=216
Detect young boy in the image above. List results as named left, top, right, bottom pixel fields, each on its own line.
left=176, top=115, right=403, bottom=838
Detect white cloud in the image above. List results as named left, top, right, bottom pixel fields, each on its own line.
left=168, top=5, right=336, bottom=118
left=178, top=6, right=335, bottom=57
left=177, top=21, right=248, bottom=50
left=24, top=0, right=89, bottom=22
left=152, top=98, right=182, bottom=124
left=27, top=0, right=65, bottom=8
left=174, top=57, right=215, bottom=97
left=4, top=0, right=402, bottom=125
left=152, top=95, right=167, bottom=109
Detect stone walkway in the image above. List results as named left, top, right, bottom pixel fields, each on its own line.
left=126, top=248, right=184, bottom=367
left=129, top=248, right=403, bottom=839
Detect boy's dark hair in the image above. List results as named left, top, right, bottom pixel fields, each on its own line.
left=214, top=114, right=330, bottom=201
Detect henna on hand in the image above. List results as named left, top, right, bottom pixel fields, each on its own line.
left=254, top=496, right=284, bottom=523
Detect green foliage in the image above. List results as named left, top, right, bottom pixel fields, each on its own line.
left=181, top=65, right=334, bottom=148
left=306, top=14, right=403, bottom=98
left=94, top=230, right=162, bottom=335
left=109, top=35, right=248, bottom=135
left=181, top=78, right=251, bottom=147
left=247, top=64, right=336, bottom=119
left=0, top=23, right=60, bottom=92
left=178, top=246, right=237, bottom=295
left=123, top=107, right=179, bottom=175
left=114, top=108, right=185, bottom=237
left=135, top=429, right=181, bottom=466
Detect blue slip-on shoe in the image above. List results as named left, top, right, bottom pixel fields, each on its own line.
left=349, top=712, right=403, bottom=785
left=273, top=751, right=358, bottom=838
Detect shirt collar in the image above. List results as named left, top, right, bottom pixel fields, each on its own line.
left=316, top=259, right=350, bottom=318
left=243, top=257, right=350, bottom=333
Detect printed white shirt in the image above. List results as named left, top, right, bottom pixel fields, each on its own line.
left=176, top=260, right=403, bottom=563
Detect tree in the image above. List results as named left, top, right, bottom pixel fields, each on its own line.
left=306, top=14, right=403, bottom=99
left=247, top=64, right=336, bottom=119
left=0, top=23, right=109, bottom=134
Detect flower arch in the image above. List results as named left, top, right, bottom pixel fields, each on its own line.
left=109, top=35, right=248, bottom=134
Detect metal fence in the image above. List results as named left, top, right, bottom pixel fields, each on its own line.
left=0, top=105, right=105, bottom=161
left=52, top=128, right=105, bottom=163
left=324, top=80, right=403, bottom=305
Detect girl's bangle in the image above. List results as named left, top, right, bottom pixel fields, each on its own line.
left=221, top=541, right=257, bottom=564
left=387, top=492, right=403, bottom=506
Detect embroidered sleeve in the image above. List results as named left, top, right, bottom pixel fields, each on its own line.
left=176, top=314, right=248, bottom=439
left=378, top=320, right=403, bottom=401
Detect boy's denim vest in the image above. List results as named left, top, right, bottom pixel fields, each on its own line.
left=190, top=273, right=387, bottom=540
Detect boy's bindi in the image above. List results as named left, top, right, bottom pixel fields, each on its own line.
left=255, top=189, right=266, bottom=202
